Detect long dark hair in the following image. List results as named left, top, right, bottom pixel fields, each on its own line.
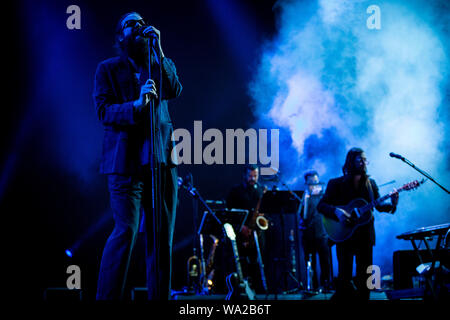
left=342, top=147, right=367, bottom=177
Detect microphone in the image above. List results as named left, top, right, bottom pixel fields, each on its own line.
left=389, top=152, right=405, bottom=160
left=133, top=25, right=159, bottom=39
left=178, top=174, right=197, bottom=196
left=178, top=175, right=191, bottom=187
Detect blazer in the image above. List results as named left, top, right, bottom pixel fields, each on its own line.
left=93, top=55, right=182, bottom=174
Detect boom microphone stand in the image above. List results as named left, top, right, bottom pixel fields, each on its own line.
left=177, top=175, right=222, bottom=228
left=178, top=175, right=223, bottom=294
left=390, top=152, right=449, bottom=194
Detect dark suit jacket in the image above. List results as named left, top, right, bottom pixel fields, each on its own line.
left=93, top=55, right=182, bottom=174
left=317, top=176, right=394, bottom=246
left=226, top=183, right=264, bottom=213
left=300, top=193, right=328, bottom=239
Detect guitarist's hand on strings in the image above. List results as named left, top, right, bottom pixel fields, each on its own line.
left=335, top=208, right=352, bottom=224
left=390, top=189, right=399, bottom=213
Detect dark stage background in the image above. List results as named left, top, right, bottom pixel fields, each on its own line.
left=4, top=0, right=449, bottom=301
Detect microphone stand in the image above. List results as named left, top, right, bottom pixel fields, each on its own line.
left=179, top=176, right=223, bottom=294
left=178, top=178, right=222, bottom=229
left=393, top=155, right=449, bottom=194
left=148, top=36, right=163, bottom=298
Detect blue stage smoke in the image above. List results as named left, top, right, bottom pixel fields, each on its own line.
left=249, top=0, right=450, bottom=276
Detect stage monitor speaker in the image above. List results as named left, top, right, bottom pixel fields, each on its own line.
left=393, top=249, right=449, bottom=290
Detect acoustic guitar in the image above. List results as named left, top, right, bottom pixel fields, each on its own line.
left=322, top=179, right=425, bottom=242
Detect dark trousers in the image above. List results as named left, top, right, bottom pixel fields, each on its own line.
left=334, top=237, right=373, bottom=301
left=96, top=165, right=178, bottom=300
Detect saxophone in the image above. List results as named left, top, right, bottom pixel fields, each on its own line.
left=198, top=234, right=219, bottom=293
left=206, top=235, right=219, bottom=274
left=250, top=186, right=269, bottom=231
left=205, top=235, right=219, bottom=291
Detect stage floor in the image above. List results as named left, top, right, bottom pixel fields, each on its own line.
left=171, top=291, right=391, bottom=300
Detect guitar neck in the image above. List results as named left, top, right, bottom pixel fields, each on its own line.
left=230, top=239, right=245, bottom=281
left=361, top=187, right=406, bottom=214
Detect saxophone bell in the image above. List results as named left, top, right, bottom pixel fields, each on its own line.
left=256, top=215, right=269, bottom=230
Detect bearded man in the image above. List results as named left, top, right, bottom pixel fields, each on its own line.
left=93, top=12, right=182, bottom=300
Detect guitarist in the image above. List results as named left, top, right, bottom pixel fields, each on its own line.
left=317, top=148, right=399, bottom=301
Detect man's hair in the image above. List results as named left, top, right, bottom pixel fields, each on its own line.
left=342, top=147, right=364, bottom=176
left=113, top=11, right=141, bottom=54
left=242, top=164, right=259, bottom=180
left=244, top=164, right=259, bottom=174
left=304, top=170, right=318, bottom=182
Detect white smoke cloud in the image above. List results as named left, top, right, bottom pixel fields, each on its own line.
left=250, top=0, right=450, bottom=276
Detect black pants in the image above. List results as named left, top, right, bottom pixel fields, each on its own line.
left=96, top=165, right=178, bottom=300
left=334, top=237, right=373, bottom=301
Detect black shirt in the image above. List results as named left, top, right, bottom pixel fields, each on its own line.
left=226, top=182, right=264, bottom=224
left=300, top=193, right=328, bottom=239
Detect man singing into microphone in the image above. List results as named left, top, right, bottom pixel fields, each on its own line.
left=93, top=12, right=182, bottom=300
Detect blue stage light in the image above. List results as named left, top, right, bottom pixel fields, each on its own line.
left=65, top=249, right=73, bottom=258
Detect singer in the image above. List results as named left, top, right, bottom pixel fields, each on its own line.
left=93, top=12, right=182, bottom=300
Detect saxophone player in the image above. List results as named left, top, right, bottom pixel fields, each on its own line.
left=226, top=164, right=267, bottom=293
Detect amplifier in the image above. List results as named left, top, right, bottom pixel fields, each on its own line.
left=393, top=249, right=449, bottom=290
